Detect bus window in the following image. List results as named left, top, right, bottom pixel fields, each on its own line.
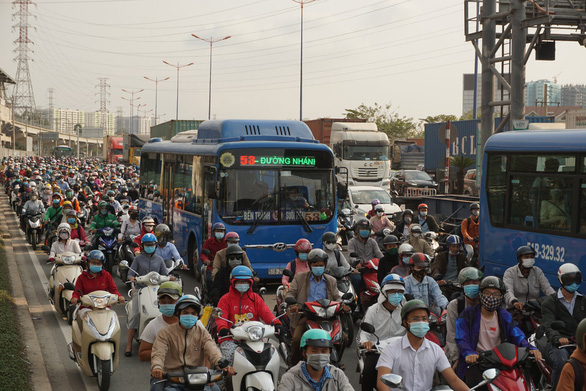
left=486, top=154, right=507, bottom=226
left=581, top=180, right=586, bottom=234
left=174, top=155, right=192, bottom=211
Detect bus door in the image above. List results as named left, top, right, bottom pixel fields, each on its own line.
left=202, top=165, right=217, bottom=241
left=162, top=162, right=175, bottom=230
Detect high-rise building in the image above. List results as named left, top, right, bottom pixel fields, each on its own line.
left=525, top=80, right=561, bottom=107
left=462, top=73, right=510, bottom=117
left=561, top=84, right=586, bottom=108
left=52, top=108, right=84, bottom=134
left=85, top=111, right=115, bottom=135
left=115, top=116, right=152, bottom=135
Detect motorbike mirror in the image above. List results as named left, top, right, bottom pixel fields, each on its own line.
left=164, top=259, right=173, bottom=269
left=180, top=250, right=187, bottom=257
left=349, top=252, right=359, bottom=258
left=360, top=322, right=376, bottom=334
left=282, top=269, right=294, bottom=278
left=212, top=308, right=223, bottom=318
left=41, top=245, right=50, bottom=252
left=202, top=249, right=211, bottom=256
left=380, top=374, right=404, bottom=389
left=131, top=242, right=140, bottom=248
left=259, top=287, right=267, bottom=295
left=285, top=297, right=297, bottom=305
left=482, top=368, right=499, bottom=382
left=433, top=274, right=444, bottom=281
left=551, top=320, right=566, bottom=331
left=342, top=292, right=353, bottom=301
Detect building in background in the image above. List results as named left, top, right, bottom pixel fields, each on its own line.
left=462, top=73, right=511, bottom=117
left=525, top=79, right=561, bottom=107
left=85, top=111, right=115, bottom=135
left=115, top=116, right=152, bottom=135
left=52, top=108, right=84, bottom=134
left=561, top=84, right=586, bottom=108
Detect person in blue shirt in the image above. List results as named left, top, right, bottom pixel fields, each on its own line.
left=403, top=253, right=448, bottom=310
left=154, top=224, right=186, bottom=269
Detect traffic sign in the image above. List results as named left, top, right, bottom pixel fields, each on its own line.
left=512, top=120, right=529, bottom=130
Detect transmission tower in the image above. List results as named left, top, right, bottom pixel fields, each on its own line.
left=96, top=78, right=110, bottom=134
left=12, top=0, right=36, bottom=117
left=47, top=88, right=54, bottom=108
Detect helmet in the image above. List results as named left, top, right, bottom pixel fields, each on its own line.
left=576, top=318, right=586, bottom=351
left=157, top=282, right=182, bottom=300
left=410, top=224, right=422, bottom=234
left=558, top=263, right=582, bottom=286
left=174, top=295, right=201, bottom=316
left=294, top=238, right=312, bottom=254
left=226, top=244, right=244, bottom=258
left=66, top=209, right=77, bottom=217
left=155, top=224, right=171, bottom=244
left=383, top=235, right=399, bottom=246
left=470, top=203, right=480, bottom=211
left=107, top=190, right=115, bottom=197
left=142, top=233, right=157, bottom=245
left=371, top=199, right=381, bottom=206
left=457, top=267, right=484, bottom=285
left=398, top=243, right=414, bottom=255
left=129, top=205, right=138, bottom=213
left=402, top=209, right=413, bottom=217
left=88, top=250, right=105, bottom=264
left=142, top=216, right=155, bottom=225
left=401, top=299, right=430, bottom=321
left=62, top=200, right=72, bottom=209
left=516, top=245, right=536, bottom=262
left=57, top=223, right=71, bottom=234
left=381, top=274, right=405, bottom=295
left=374, top=204, right=384, bottom=212
left=230, top=265, right=253, bottom=280
left=225, top=232, right=240, bottom=243
left=479, top=276, right=506, bottom=294
left=98, top=200, right=108, bottom=209
left=212, top=222, right=225, bottom=232
left=300, top=329, right=333, bottom=348
left=417, top=203, right=428, bottom=210
left=321, top=231, right=337, bottom=244
left=354, top=218, right=370, bottom=231
left=307, top=249, right=328, bottom=264
left=446, top=235, right=462, bottom=246
left=410, top=253, right=430, bottom=269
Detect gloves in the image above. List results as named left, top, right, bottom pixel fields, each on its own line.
left=275, top=325, right=286, bottom=337
left=219, top=328, right=230, bottom=338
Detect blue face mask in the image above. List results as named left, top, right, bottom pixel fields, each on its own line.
left=402, top=256, right=411, bottom=265
left=53, top=199, right=60, bottom=204
left=89, top=265, right=102, bottom=274
left=215, top=232, right=224, bottom=240
left=144, top=245, right=156, bottom=254
left=180, top=314, right=198, bottom=329
left=565, top=283, right=580, bottom=293
left=408, top=321, right=430, bottom=338
left=235, top=283, right=250, bottom=293
left=387, top=292, right=403, bottom=306
left=312, top=266, right=325, bottom=277
left=298, top=253, right=308, bottom=261
left=359, top=229, right=370, bottom=238
left=67, top=218, right=76, bottom=224
left=159, top=304, right=176, bottom=317
left=463, top=284, right=480, bottom=299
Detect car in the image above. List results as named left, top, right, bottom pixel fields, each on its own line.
left=390, top=170, right=438, bottom=197
left=463, top=169, right=479, bottom=196
left=346, top=186, right=402, bottom=220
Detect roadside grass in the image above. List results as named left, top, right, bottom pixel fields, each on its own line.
left=0, top=237, right=32, bottom=391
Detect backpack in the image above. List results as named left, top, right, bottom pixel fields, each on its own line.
left=568, top=357, right=584, bottom=390
left=457, top=295, right=466, bottom=315
left=455, top=217, right=472, bottom=241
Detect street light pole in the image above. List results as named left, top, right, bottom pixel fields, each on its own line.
left=292, top=0, right=316, bottom=121
left=163, top=61, right=194, bottom=120
left=191, top=34, right=231, bottom=120
left=122, top=88, right=144, bottom=134
left=144, top=76, right=170, bottom=125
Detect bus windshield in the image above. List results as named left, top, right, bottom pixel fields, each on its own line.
left=343, top=145, right=389, bottom=161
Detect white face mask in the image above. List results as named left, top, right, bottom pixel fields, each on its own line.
left=325, top=243, right=337, bottom=251
left=522, top=258, right=535, bottom=268
left=412, top=233, right=421, bottom=238
left=376, top=211, right=384, bottom=217
left=472, top=210, right=479, bottom=217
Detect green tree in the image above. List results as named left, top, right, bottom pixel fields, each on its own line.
left=344, top=102, right=417, bottom=140
left=450, top=155, right=476, bottom=194
left=420, top=114, right=459, bottom=124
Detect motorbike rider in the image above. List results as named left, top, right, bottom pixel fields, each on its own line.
left=415, top=203, right=440, bottom=234
left=369, top=204, right=395, bottom=232
left=56, top=175, right=70, bottom=192
left=126, top=233, right=174, bottom=357
left=393, top=209, right=413, bottom=241
left=72, top=183, right=87, bottom=203
left=282, top=238, right=313, bottom=287
left=376, top=300, right=469, bottom=391
left=66, top=210, right=87, bottom=246
left=119, top=205, right=141, bottom=241
left=558, top=317, right=586, bottom=391
left=366, top=199, right=380, bottom=219
left=64, top=188, right=81, bottom=213
left=287, top=249, right=346, bottom=367
left=455, top=276, right=542, bottom=386
left=116, top=186, right=132, bottom=205
left=211, top=244, right=259, bottom=305
left=41, top=183, right=53, bottom=205
left=432, top=235, right=470, bottom=299
left=138, top=282, right=183, bottom=362
left=21, top=190, right=45, bottom=231
left=377, top=235, right=400, bottom=284
left=407, top=224, right=434, bottom=258
left=150, top=295, right=236, bottom=391
left=348, top=218, right=383, bottom=266
left=461, top=203, right=479, bottom=250
left=216, top=266, right=285, bottom=366
left=390, top=243, right=414, bottom=278
left=403, top=253, right=448, bottom=310
left=359, top=274, right=407, bottom=391
left=542, top=263, right=586, bottom=390
left=321, top=231, right=361, bottom=293
left=445, top=267, right=483, bottom=368
left=279, top=329, right=354, bottom=391
left=154, top=224, right=186, bottom=269
left=211, top=232, right=256, bottom=282
left=89, top=200, right=120, bottom=249
left=48, top=223, right=83, bottom=264
left=201, top=222, right=227, bottom=294
left=133, top=216, right=156, bottom=254
left=106, top=189, right=123, bottom=214
left=43, top=192, right=64, bottom=238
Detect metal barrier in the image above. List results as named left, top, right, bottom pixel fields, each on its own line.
left=404, top=187, right=437, bottom=198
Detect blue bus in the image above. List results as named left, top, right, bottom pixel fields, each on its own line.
left=53, top=145, right=73, bottom=158
left=480, top=130, right=586, bottom=288
left=139, top=119, right=338, bottom=279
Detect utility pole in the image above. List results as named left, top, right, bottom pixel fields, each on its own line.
left=144, top=76, right=169, bottom=125
left=292, top=0, right=316, bottom=121
left=122, top=88, right=143, bottom=134
left=163, top=61, right=194, bottom=120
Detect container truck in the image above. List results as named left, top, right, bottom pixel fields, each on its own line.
left=150, top=119, right=203, bottom=140
left=102, top=135, right=123, bottom=163
left=122, top=134, right=149, bottom=166
left=304, top=118, right=391, bottom=187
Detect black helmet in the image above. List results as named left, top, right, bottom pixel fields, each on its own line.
left=410, top=224, right=423, bottom=234
left=307, top=249, right=328, bottom=264
left=470, top=203, right=480, bottom=210
left=479, top=276, right=506, bottom=294
left=401, top=299, right=430, bottom=321
left=226, top=244, right=244, bottom=258
left=174, top=295, right=201, bottom=316
left=402, top=209, right=413, bottom=217
left=155, top=224, right=171, bottom=246
left=382, top=235, right=399, bottom=246
left=354, top=218, right=370, bottom=231
left=516, top=245, right=536, bottom=262
left=321, top=231, right=337, bottom=244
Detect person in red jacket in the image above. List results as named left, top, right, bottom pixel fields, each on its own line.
left=66, top=210, right=87, bottom=246
left=71, top=250, right=124, bottom=308
left=201, top=222, right=227, bottom=293
left=216, top=265, right=284, bottom=366
left=133, top=216, right=156, bottom=254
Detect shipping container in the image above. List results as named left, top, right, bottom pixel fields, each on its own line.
left=150, top=119, right=204, bottom=140
left=304, top=118, right=367, bottom=144
left=123, top=134, right=149, bottom=165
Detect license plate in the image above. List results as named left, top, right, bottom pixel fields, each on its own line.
left=268, top=268, right=284, bottom=275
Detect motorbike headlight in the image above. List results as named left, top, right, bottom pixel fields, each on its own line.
left=89, top=294, right=110, bottom=309
left=186, top=374, right=209, bottom=385
left=103, top=228, right=114, bottom=236
left=246, top=325, right=265, bottom=341
left=311, top=305, right=329, bottom=318
left=62, top=255, right=76, bottom=265
left=149, top=274, right=161, bottom=285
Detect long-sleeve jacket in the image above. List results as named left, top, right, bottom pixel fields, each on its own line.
left=431, top=251, right=469, bottom=279
left=557, top=347, right=586, bottom=391
left=212, top=248, right=252, bottom=280
left=43, top=205, right=63, bottom=223
left=461, top=216, right=479, bottom=246
left=278, top=362, right=355, bottom=391
left=455, top=304, right=534, bottom=378
left=542, top=291, right=586, bottom=345
left=69, top=224, right=87, bottom=244
left=22, top=199, right=45, bottom=215
left=49, top=239, right=82, bottom=259
left=357, top=299, right=406, bottom=345
left=377, top=252, right=399, bottom=285
left=503, top=265, right=555, bottom=308
left=201, top=237, right=226, bottom=271
left=151, top=322, right=222, bottom=373
left=415, top=214, right=440, bottom=233
left=72, top=269, right=120, bottom=301
left=347, top=237, right=383, bottom=261
left=403, top=274, right=448, bottom=309
left=89, top=213, right=119, bottom=232
left=128, top=253, right=169, bottom=289
left=407, top=224, right=434, bottom=258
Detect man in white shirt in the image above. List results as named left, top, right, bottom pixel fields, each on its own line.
left=376, top=300, right=468, bottom=391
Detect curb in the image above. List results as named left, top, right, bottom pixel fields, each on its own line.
left=1, top=196, right=53, bottom=391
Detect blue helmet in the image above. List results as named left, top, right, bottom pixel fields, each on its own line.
left=88, top=250, right=105, bottom=263
left=230, top=265, right=253, bottom=280
left=446, top=235, right=462, bottom=246
left=212, top=222, right=225, bottom=232
left=142, top=233, right=157, bottom=244
left=381, top=273, right=405, bottom=287
left=174, top=294, right=201, bottom=316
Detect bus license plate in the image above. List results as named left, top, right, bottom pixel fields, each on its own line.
left=268, top=268, right=284, bottom=275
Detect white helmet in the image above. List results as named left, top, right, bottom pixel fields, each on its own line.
left=58, top=223, right=71, bottom=234
left=398, top=243, right=414, bottom=255
left=558, top=263, right=582, bottom=286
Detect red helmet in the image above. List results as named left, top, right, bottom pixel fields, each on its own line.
left=129, top=205, right=138, bottom=213
left=225, top=232, right=240, bottom=243
left=294, top=238, right=312, bottom=253
left=418, top=203, right=428, bottom=210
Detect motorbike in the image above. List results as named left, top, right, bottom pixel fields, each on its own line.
left=373, top=228, right=392, bottom=251
left=115, top=235, right=137, bottom=283
left=47, top=251, right=83, bottom=324
left=350, top=253, right=380, bottom=312
left=424, top=231, right=441, bottom=255
left=159, top=362, right=228, bottom=391
left=68, top=291, right=121, bottom=391
left=44, top=219, right=61, bottom=252
left=337, top=208, right=354, bottom=246
left=23, top=212, right=43, bottom=250
left=428, top=305, right=448, bottom=347
left=78, top=200, right=92, bottom=228
left=357, top=322, right=402, bottom=390
left=10, top=185, right=20, bottom=211
left=325, top=266, right=358, bottom=344
left=380, top=368, right=500, bottom=391
left=96, top=227, right=119, bottom=275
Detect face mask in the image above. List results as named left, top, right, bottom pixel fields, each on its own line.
left=130, top=213, right=139, bottom=220
left=522, top=258, right=535, bottom=268
left=298, top=253, right=308, bottom=261
left=109, top=197, right=115, bottom=202
left=215, top=232, right=224, bottom=240
left=312, top=266, right=325, bottom=277
left=472, top=210, right=479, bottom=217
left=307, top=353, right=330, bottom=370
left=89, top=265, right=102, bottom=274
left=159, top=304, right=176, bottom=317
left=144, top=245, right=156, bottom=254
left=565, top=283, right=580, bottom=293
left=408, top=321, right=430, bottom=338
left=404, top=217, right=412, bottom=224
left=420, top=211, right=427, bottom=217
left=31, top=196, right=37, bottom=201
left=412, top=269, right=427, bottom=279
left=59, top=233, right=69, bottom=240
left=463, top=284, right=479, bottom=299
left=387, top=292, right=403, bottom=306
left=550, top=189, right=562, bottom=198
left=228, top=259, right=242, bottom=268
left=325, top=243, right=337, bottom=251
left=359, top=229, right=370, bottom=238
left=412, top=232, right=421, bottom=238
left=387, top=248, right=398, bottom=255
left=67, top=218, right=76, bottom=224
left=63, top=208, right=72, bottom=214
left=376, top=211, right=384, bottom=217
left=53, top=199, right=60, bottom=204
left=180, top=314, right=198, bottom=329
left=235, top=283, right=250, bottom=293
left=480, top=294, right=503, bottom=311
left=100, top=209, right=108, bottom=215
left=402, top=256, right=411, bottom=265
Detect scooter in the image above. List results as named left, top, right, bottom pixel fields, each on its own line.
left=23, top=212, right=43, bottom=250
left=326, top=265, right=358, bottom=345
left=357, top=322, right=402, bottom=390
left=337, top=208, right=354, bottom=246
left=159, top=361, right=228, bottom=390
left=47, top=251, right=83, bottom=324
left=350, top=253, right=380, bottom=313
left=96, top=227, right=119, bottom=275
left=474, top=342, right=537, bottom=390
left=380, top=368, right=500, bottom=391
left=68, top=291, right=121, bottom=391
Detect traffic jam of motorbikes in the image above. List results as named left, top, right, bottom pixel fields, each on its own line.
left=2, top=155, right=585, bottom=391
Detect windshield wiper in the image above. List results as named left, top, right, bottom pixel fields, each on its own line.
left=247, top=196, right=274, bottom=234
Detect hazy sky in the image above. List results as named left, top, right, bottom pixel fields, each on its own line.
left=2, top=0, right=586, bottom=124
